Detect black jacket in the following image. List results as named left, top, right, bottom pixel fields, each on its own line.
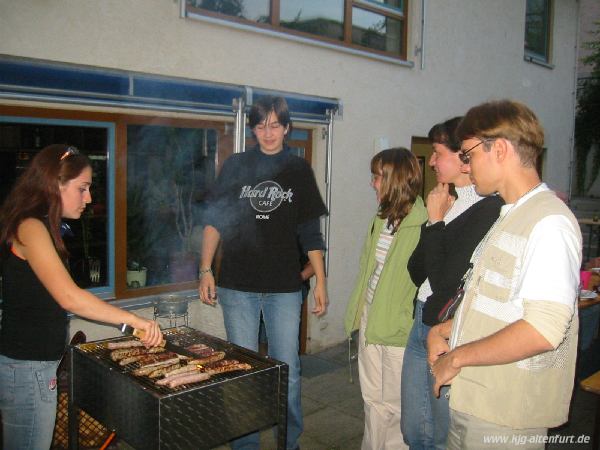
left=408, top=195, right=504, bottom=326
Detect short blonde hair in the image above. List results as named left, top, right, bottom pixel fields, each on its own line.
left=456, top=100, right=544, bottom=168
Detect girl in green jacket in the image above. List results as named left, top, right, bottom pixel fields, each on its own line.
left=344, top=147, right=427, bottom=450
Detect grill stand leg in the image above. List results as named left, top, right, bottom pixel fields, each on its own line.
left=277, top=364, right=288, bottom=450
left=68, top=346, right=79, bottom=450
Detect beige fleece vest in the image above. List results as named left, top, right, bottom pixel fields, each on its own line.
left=450, top=190, right=581, bottom=429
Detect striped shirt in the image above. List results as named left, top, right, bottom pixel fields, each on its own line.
left=365, top=222, right=394, bottom=304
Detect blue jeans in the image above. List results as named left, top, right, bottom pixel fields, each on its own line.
left=401, top=301, right=449, bottom=450
left=219, top=287, right=303, bottom=450
left=0, top=354, right=60, bottom=450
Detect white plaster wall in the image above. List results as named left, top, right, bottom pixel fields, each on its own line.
left=0, top=0, right=579, bottom=350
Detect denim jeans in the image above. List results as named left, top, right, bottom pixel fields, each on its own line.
left=218, top=287, right=303, bottom=450
left=401, top=301, right=449, bottom=450
left=0, top=354, right=60, bottom=450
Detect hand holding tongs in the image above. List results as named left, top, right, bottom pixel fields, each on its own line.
left=119, top=323, right=168, bottom=349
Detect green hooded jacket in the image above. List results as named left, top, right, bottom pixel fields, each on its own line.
left=344, top=197, right=427, bottom=347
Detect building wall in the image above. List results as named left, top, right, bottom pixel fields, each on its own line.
left=0, top=0, right=580, bottom=351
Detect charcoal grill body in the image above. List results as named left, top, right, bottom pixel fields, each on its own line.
left=68, top=327, right=288, bottom=450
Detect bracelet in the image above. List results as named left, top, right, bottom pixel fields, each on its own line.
left=199, top=268, right=213, bottom=277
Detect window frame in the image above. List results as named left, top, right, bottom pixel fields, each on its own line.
left=0, top=105, right=236, bottom=301
left=1, top=104, right=319, bottom=303
left=185, top=0, right=408, bottom=61
left=524, top=0, right=553, bottom=66
left=0, top=107, right=116, bottom=298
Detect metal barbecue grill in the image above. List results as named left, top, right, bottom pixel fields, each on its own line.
left=67, top=326, right=288, bottom=449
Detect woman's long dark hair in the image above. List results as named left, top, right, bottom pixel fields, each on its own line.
left=0, top=144, right=91, bottom=259
left=371, top=147, right=422, bottom=234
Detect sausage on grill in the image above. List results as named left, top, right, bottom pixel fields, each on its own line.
left=107, top=339, right=144, bottom=350
left=156, top=361, right=251, bottom=387
left=108, top=339, right=166, bottom=350
left=147, top=363, right=183, bottom=379
left=133, top=361, right=183, bottom=377
left=111, top=346, right=164, bottom=362
left=206, top=363, right=251, bottom=376
left=124, top=353, right=183, bottom=368
left=204, top=359, right=239, bottom=369
left=166, top=372, right=211, bottom=388
left=157, top=352, right=226, bottom=378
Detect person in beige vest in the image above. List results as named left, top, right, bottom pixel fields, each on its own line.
left=427, top=100, right=582, bottom=449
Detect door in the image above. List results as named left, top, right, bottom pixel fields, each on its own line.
left=411, top=137, right=435, bottom=200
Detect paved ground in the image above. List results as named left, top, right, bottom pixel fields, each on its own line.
left=106, top=338, right=598, bottom=450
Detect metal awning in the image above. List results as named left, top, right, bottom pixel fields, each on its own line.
left=0, top=56, right=339, bottom=121
left=0, top=55, right=339, bottom=272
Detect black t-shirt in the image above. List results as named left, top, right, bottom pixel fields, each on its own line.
left=1, top=243, right=69, bottom=361
left=205, top=147, right=327, bottom=292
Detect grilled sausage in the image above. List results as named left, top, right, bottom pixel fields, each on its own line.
left=107, top=339, right=144, bottom=350
left=185, top=343, right=210, bottom=352
left=111, top=346, right=164, bottom=362
left=166, top=372, right=210, bottom=388
left=147, top=363, right=182, bottom=379
left=157, top=352, right=226, bottom=378
left=156, top=362, right=252, bottom=387
left=108, top=339, right=166, bottom=350
left=205, top=363, right=251, bottom=375
left=156, top=368, right=201, bottom=386
left=203, top=359, right=239, bottom=369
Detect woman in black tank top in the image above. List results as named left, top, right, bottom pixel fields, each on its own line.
left=0, top=144, right=164, bottom=450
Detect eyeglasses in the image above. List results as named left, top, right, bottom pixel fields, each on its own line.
left=458, top=139, right=493, bottom=164
left=254, top=122, right=282, bottom=133
left=60, top=146, right=79, bottom=161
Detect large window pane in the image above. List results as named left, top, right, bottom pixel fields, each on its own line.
left=187, top=0, right=270, bottom=22
left=525, top=0, right=550, bottom=61
left=0, top=121, right=109, bottom=290
left=352, top=7, right=402, bottom=54
left=280, top=0, right=344, bottom=41
left=126, top=125, right=217, bottom=289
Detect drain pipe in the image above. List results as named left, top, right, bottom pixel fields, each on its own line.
left=324, top=108, right=335, bottom=274
left=420, top=0, right=426, bottom=70
left=233, top=95, right=246, bottom=154
left=567, top=0, right=581, bottom=200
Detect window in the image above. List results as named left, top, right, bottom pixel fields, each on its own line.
left=280, top=0, right=345, bottom=41
left=0, top=118, right=112, bottom=296
left=126, top=123, right=219, bottom=290
left=524, top=0, right=552, bottom=63
left=186, top=0, right=407, bottom=59
left=0, top=106, right=236, bottom=300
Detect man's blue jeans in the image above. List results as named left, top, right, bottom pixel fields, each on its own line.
left=219, top=287, right=303, bottom=450
left=0, top=354, right=59, bottom=450
left=401, top=300, right=449, bottom=450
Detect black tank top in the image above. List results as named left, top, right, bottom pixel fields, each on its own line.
left=1, top=248, right=68, bottom=360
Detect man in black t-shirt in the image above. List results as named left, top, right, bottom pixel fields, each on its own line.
left=198, top=96, right=328, bottom=450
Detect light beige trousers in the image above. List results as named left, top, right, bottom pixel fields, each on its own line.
left=358, top=305, right=408, bottom=450
left=447, top=409, right=547, bottom=450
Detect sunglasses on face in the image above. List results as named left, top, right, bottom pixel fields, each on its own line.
left=458, top=139, right=494, bottom=164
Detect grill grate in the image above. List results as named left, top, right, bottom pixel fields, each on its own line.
left=69, top=326, right=288, bottom=449
left=77, top=326, right=274, bottom=395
